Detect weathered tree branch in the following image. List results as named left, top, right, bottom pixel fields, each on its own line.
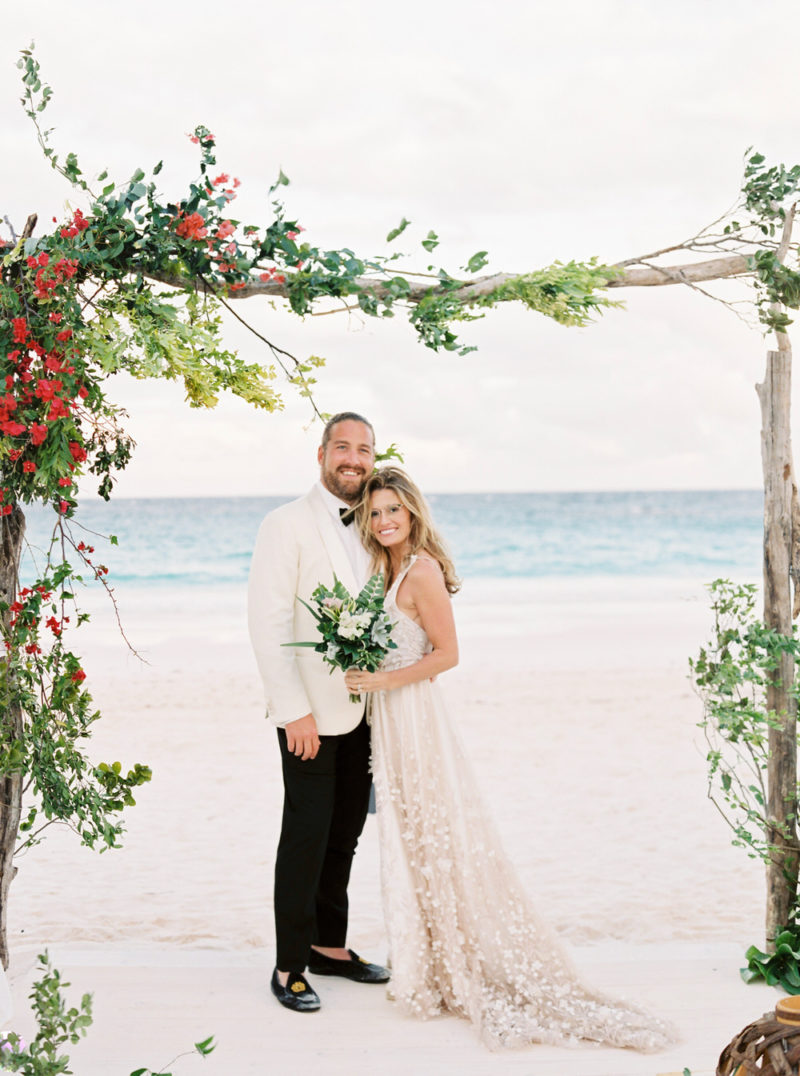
left=144, top=251, right=754, bottom=312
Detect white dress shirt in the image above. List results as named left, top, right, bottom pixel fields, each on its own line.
left=315, top=481, right=372, bottom=586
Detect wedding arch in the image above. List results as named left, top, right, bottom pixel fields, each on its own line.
left=2, top=47, right=799, bottom=967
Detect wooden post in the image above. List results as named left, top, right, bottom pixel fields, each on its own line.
left=755, top=204, right=800, bottom=946
left=0, top=507, right=25, bottom=968
left=757, top=342, right=799, bottom=943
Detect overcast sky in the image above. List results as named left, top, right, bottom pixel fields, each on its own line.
left=3, top=0, right=800, bottom=496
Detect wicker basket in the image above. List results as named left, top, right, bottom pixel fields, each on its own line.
left=718, top=999, right=800, bottom=1075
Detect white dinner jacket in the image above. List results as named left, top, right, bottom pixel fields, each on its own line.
left=247, top=485, right=366, bottom=735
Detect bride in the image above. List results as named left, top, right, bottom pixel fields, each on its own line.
left=343, top=467, right=674, bottom=1052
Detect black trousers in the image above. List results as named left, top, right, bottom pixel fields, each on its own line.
left=274, top=714, right=372, bottom=973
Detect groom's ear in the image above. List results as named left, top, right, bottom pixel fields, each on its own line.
left=317, top=444, right=324, bottom=466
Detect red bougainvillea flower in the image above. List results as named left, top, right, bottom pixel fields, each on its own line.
left=30, top=424, right=48, bottom=446
left=71, top=669, right=86, bottom=683
left=22, top=461, right=36, bottom=473
left=60, top=209, right=89, bottom=240
left=174, top=212, right=208, bottom=241
left=47, top=397, right=69, bottom=422
left=35, top=378, right=61, bottom=402
left=68, top=441, right=87, bottom=463
left=58, top=499, right=69, bottom=514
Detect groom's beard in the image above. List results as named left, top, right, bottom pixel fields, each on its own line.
left=322, top=465, right=368, bottom=505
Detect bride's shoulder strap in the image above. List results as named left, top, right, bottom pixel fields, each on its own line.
left=405, top=554, right=444, bottom=582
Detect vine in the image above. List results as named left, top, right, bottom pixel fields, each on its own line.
left=690, top=579, right=800, bottom=868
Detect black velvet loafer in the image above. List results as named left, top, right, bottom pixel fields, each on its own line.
left=307, top=948, right=390, bottom=983
left=270, top=968, right=321, bottom=1012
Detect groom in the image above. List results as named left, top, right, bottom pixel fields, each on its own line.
left=248, top=412, right=390, bottom=1012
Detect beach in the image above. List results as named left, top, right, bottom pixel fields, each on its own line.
left=3, top=572, right=775, bottom=1074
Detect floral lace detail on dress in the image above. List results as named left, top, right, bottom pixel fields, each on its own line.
left=369, top=557, right=675, bottom=1051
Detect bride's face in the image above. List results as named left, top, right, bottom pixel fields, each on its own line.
left=369, top=489, right=412, bottom=550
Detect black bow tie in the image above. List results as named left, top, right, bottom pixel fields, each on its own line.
left=339, top=507, right=356, bottom=527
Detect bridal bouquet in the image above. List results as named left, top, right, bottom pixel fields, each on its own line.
left=285, top=573, right=397, bottom=702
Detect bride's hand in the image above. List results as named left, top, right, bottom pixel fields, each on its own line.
left=344, top=668, right=386, bottom=693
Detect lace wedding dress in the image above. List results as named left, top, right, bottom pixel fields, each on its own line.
left=368, top=557, right=674, bottom=1051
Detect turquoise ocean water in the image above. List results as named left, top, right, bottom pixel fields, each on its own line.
left=17, top=489, right=763, bottom=588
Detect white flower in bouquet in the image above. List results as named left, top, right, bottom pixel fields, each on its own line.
left=338, top=610, right=372, bottom=639
left=370, top=613, right=393, bottom=648
left=283, top=573, right=397, bottom=702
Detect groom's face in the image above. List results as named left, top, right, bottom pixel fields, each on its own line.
left=318, top=420, right=375, bottom=504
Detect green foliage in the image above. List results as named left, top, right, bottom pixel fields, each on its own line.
left=374, top=442, right=404, bottom=464
left=690, top=579, right=800, bottom=868
left=421, top=230, right=439, bottom=253
left=478, top=259, right=623, bottom=327
left=742, top=923, right=800, bottom=992
left=0, top=523, right=151, bottom=855
left=743, top=151, right=800, bottom=226
left=0, top=952, right=215, bottom=1075
left=748, top=248, right=800, bottom=333
left=0, top=951, right=92, bottom=1074
left=725, top=149, right=800, bottom=332
left=128, top=1034, right=215, bottom=1076
left=408, top=276, right=484, bottom=356
left=385, top=218, right=410, bottom=243
left=692, top=581, right=800, bottom=988
left=462, top=251, right=489, bottom=274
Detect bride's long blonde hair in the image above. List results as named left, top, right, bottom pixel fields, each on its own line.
left=355, top=467, right=461, bottom=595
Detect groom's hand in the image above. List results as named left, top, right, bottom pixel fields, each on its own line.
left=285, top=713, right=321, bottom=760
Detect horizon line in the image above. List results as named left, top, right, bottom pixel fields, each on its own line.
left=66, top=486, right=765, bottom=503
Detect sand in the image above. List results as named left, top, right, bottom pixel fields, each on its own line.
left=5, top=576, right=774, bottom=1074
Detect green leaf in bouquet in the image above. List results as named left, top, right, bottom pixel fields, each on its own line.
left=356, top=572, right=385, bottom=608
left=331, top=575, right=352, bottom=603
left=310, top=581, right=331, bottom=604
left=295, top=594, right=324, bottom=622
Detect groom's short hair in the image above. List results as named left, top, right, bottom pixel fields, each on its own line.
left=321, top=411, right=375, bottom=449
